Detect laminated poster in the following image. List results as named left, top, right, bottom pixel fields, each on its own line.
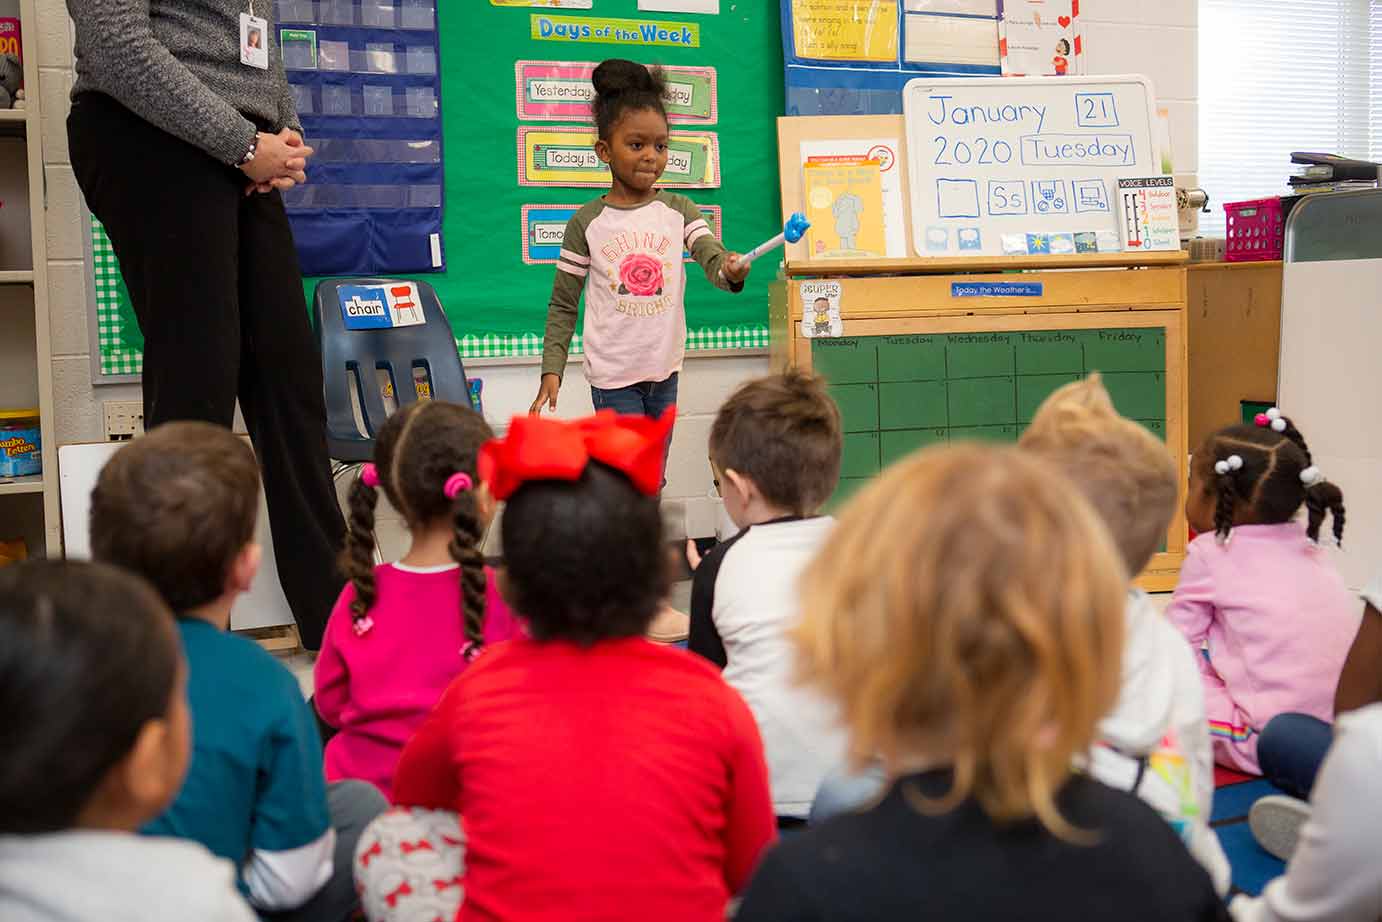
left=491, top=0, right=594, bottom=8
left=800, top=138, right=907, bottom=257
left=518, top=126, right=720, bottom=188
left=999, top=0, right=1081, bottom=77
left=639, top=0, right=720, bottom=11
left=522, top=204, right=722, bottom=264
left=1118, top=177, right=1178, bottom=252
left=803, top=159, right=888, bottom=260
left=515, top=61, right=717, bottom=124
left=792, top=0, right=900, bottom=62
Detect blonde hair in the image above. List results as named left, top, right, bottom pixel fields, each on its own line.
left=1019, top=373, right=1178, bottom=575
left=795, top=443, right=1126, bottom=836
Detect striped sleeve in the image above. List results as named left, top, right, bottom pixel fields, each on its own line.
left=541, top=210, right=593, bottom=380
left=668, top=193, right=742, bottom=294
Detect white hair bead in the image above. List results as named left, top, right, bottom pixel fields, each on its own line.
left=1266, top=407, right=1282, bottom=420
left=1271, top=418, right=1287, bottom=432
left=1215, top=454, right=1244, bottom=475
left=1300, top=466, right=1323, bottom=486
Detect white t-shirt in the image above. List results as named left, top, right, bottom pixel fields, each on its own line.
left=689, top=516, right=848, bottom=818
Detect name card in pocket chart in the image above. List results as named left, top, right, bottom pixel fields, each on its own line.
left=801, top=281, right=843, bottom=339
left=339, top=283, right=427, bottom=331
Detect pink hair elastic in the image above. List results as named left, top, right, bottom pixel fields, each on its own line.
left=1255, top=407, right=1287, bottom=433
left=443, top=472, right=473, bottom=500
left=361, top=463, right=381, bottom=488
left=353, top=615, right=376, bottom=637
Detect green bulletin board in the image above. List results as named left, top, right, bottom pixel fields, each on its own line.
left=88, top=3, right=785, bottom=377
left=814, top=328, right=1168, bottom=508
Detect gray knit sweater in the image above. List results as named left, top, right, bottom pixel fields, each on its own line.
left=67, top=0, right=302, bottom=166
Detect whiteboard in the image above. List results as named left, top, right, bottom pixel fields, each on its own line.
left=59, top=441, right=295, bottom=631
left=902, top=74, right=1159, bottom=258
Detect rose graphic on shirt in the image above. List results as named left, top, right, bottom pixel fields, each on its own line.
left=617, top=252, right=664, bottom=297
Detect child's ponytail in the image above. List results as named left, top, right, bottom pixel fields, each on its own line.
left=444, top=473, right=488, bottom=660
left=1258, top=408, right=1346, bottom=545
left=1305, top=480, right=1346, bottom=545
left=342, top=465, right=382, bottom=633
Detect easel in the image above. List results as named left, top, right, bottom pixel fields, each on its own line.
left=772, top=116, right=1190, bottom=590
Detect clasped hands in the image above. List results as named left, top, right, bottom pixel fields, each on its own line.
left=240, top=128, right=314, bottom=196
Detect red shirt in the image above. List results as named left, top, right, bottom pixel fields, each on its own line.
left=393, top=636, right=777, bottom=922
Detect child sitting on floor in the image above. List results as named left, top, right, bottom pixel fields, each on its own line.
left=1245, top=565, right=1382, bottom=861
left=315, top=400, right=521, bottom=798
left=90, top=422, right=386, bottom=922
left=688, top=370, right=847, bottom=825
left=1167, top=408, right=1361, bottom=775
left=383, top=409, right=776, bottom=922
left=1232, top=702, right=1382, bottom=922
left=1020, top=373, right=1229, bottom=893
left=0, top=559, right=256, bottom=922
left=736, top=444, right=1227, bottom=922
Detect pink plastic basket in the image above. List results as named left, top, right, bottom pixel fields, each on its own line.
left=1224, top=197, right=1284, bottom=262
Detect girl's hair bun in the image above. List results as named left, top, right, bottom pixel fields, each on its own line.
left=592, top=58, right=665, bottom=98
left=590, top=59, right=668, bottom=139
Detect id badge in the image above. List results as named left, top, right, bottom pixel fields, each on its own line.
left=240, top=13, right=269, bottom=69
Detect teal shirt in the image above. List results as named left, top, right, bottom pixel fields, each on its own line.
left=143, top=619, right=329, bottom=891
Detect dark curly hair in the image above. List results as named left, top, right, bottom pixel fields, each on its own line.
left=591, top=58, right=668, bottom=140
left=501, top=462, right=666, bottom=645
left=341, top=401, right=494, bottom=656
left=1192, top=415, right=1344, bottom=544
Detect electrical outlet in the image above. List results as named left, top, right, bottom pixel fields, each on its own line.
left=103, top=401, right=145, bottom=441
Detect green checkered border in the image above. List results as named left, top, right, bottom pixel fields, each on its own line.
left=455, top=324, right=769, bottom=359
left=90, top=213, right=767, bottom=369
left=91, top=217, right=144, bottom=377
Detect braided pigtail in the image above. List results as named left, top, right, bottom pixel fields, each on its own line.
left=1305, top=480, right=1346, bottom=546
left=341, top=471, right=381, bottom=633
left=449, top=495, right=488, bottom=660
left=1213, top=466, right=1238, bottom=541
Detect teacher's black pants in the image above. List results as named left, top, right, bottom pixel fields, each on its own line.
left=69, top=92, right=345, bottom=649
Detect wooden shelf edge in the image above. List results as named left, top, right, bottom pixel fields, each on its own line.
left=0, top=475, right=45, bottom=496
left=0, top=270, right=35, bottom=284
left=785, top=250, right=1189, bottom=277
left=1186, top=260, right=1283, bottom=271
left=0, top=109, right=29, bottom=124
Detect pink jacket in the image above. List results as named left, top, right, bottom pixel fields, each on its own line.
left=1167, top=524, right=1361, bottom=747
left=314, top=563, right=522, bottom=798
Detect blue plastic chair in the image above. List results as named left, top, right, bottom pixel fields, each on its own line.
left=314, top=278, right=469, bottom=463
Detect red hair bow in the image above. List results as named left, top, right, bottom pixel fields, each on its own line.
left=478, top=409, right=675, bottom=500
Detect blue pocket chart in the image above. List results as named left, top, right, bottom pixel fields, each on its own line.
left=275, top=0, right=445, bottom=277
left=780, top=0, right=1001, bottom=117
left=901, top=74, right=1159, bottom=259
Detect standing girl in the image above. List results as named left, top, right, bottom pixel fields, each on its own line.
left=314, top=401, right=522, bottom=798
left=529, top=59, right=749, bottom=423
left=1167, top=408, right=1361, bottom=774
